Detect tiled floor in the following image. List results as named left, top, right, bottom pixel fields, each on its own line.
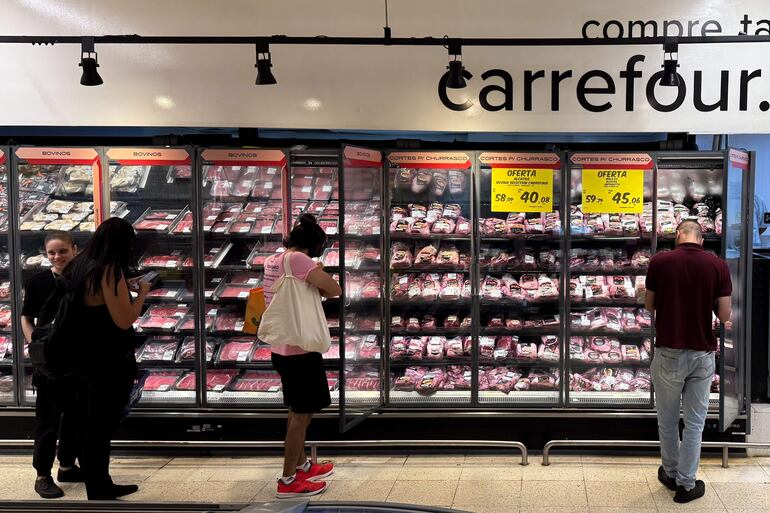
left=1, top=452, right=770, bottom=512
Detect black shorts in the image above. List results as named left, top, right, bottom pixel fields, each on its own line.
left=271, top=352, right=331, bottom=414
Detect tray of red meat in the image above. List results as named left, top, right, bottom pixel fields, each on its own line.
left=250, top=218, right=277, bottom=235
left=243, top=202, right=282, bottom=216
left=133, top=208, right=184, bottom=233
left=312, top=178, right=334, bottom=201
left=170, top=211, right=194, bottom=234
left=213, top=309, right=245, bottom=333
left=291, top=185, right=313, bottom=201
left=137, top=305, right=189, bottom=332
left=216, top=338, right=256, bottom=362
left=142, top=371, right=183, bottom=392
left=138, top=249, right=187, bottom=270
left=247, top=251, right=273, bottom=268
left=214, top=282, right=252, bottom=301
left=229, top=371, right=282, bottom=392
left=318, top=218, right=338, bottom=235
left=175, top=369, right=238, bottom=392
left=228, top=272, right=262, bottom=287
left=250, top=345, right=273, bottom=362
left=136, top=337, right=180, bottom=362
left=145, top=286, right=182, bottom=301
left=176, top=336, right=217, bottom=362
left=176, top=310, right=215, bottom=332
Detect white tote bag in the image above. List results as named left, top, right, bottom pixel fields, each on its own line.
left=257, top=252, right=331, bottom=353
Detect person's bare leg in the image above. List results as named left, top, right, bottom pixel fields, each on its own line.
left=295, top=413, right=313, bottom=468
left=283, top=411, right=312, bottom=478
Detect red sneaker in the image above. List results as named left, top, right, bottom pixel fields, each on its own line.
left=296, top=461, right=335, bottom=482
left=275, top=478, right=327, bottom=499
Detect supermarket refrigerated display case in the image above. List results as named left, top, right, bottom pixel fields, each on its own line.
left=656, top=150, right=754, bottom=430
left=13, top=147, right=102, bottom=404
left=566, top=153, right=656, bottom=408
left=385, top=151, right=475, bottom=406
left=105, top=147, right=198, bottom=407
left=0, top=145, right=753, bottom=442
left=476, top=152, right=564, bottom=406
left=198, top=148, right=288, bottom=407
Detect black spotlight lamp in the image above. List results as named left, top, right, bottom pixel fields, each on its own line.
left=79, top=36, right=103, bottom=86
left=255, top=41, right=277, bottom=85
left=660, top=38, right=680, bottom=87
left=446, top=39, right=466, bottom=89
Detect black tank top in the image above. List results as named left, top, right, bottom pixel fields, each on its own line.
left=82, top=304, right=137, bottom=375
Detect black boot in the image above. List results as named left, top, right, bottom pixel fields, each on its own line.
left=657, top=466, right=677, bottom=491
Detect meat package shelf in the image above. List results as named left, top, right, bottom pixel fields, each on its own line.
left=571, top=300, right=644, bottom=308
left=570, top=268, right=648, bottom=276
left=390, top=234, right=472, bottom=242
left=391, top=299, right=472, bottom=307
left=481, top=235, right=561, bottom=243
left=480, top=328, right=559, bottom=337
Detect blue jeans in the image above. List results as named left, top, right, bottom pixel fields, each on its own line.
left=652, top=347, right=715, bottom=490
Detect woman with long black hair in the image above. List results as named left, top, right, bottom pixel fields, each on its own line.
left=64, top=217, right=149, bottom=500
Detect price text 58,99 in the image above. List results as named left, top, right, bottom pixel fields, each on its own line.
left=495, top=191, right=551, bottom=205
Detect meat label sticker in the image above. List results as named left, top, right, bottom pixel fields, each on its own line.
left=491, top=168, right=553, bottom=213
left=238, top=291, right=249, bottom=299
left=582, top=169, right=644, bottom=214
left=213, top=384, right=225, bottom=392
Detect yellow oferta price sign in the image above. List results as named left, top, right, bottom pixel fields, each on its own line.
left=491, top=168, right=553, bottom=212
left=582, top=168, right=644, bottom=213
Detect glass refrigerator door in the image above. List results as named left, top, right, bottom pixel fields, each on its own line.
left=476, top=153, right=564, bottom=406
left=339, top=145, right=384, bottom=430
left=15, top=147, right=100, bottom=404
left=656, top=152, right=725, bottom=413
left=721, top=149, right=753, bottom=430
left=288, top=150, right=343, bottom=405
left=199, top=148, right=288, bottom=407
left=105, top=148, right=197, bottom=406
left=567, top=153, right=655, bottom=408
left=386, top=151, right=474, bottom=406
left=0, top=149, right=13, bottom=405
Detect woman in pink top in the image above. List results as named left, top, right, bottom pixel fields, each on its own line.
left=264, top=214, right=341, bottom=499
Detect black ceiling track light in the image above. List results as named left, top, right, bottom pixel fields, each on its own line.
left=79, top=36, right=103, bottom=86
left=661, top=37, right=680, bottom=87
left=446, top=39, right=466, bottom=89
left=255, top=41, right=276, bottom=85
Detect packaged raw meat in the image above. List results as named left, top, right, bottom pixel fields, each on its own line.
left=529, top=369, right=558, bottom=390
left=431, top=170, right=448, bottom=196
left=213, top=309, right=245, bottom=332
left=444, top=314, right=461, bottom=329
left=494, top=336, right=516, bottom=359
left=487, top=367, right=521, bottom=393
left=411, top=170, right=433, bottom=194
left=217, top=338, right=255, bottom=362
left=416, top=368, right=446, bottom=394
left=439, top=273, right=462, bottom=300
left=414, top=243, right=438, bottom=267
left=391, top=274, right=413, bottom=300
left=420, top=315, right=437, bottom=331
left=431, top=217, right=455, bottom=234
left=479, top=336, right=495, bottom=359
left=636, top=308, right=652, bottom=328
left=176, top=369, right=238, bottom=392
left=230, top=370, right=283, bottom=392
left=525, top=213, right=544, bottom=234
left=425, top=337, right=445, bottom=360
left=420, top=274, right=440, bottom=300
left=137, top=337, right=180, bottom=362
left=392, top=366, right=427, bottom=391
left=143, top=371, right=183, bottom=392
left=569, top=337, right=586, bottom=361
left=454, top=217, right=471, bottom=235
left=251, top=345, right=273, bottom=361
left=390, top=337, right=408, bottom=360
left=447, top=169, right=466, bottom=195
left=481, top=276, right=502, bottom=300
left=444, top=365, right=472, bottom=390
left=407, top=337, right=427, bottom=360
left=487, top=314, right=505, bottom=328
left=446, top=337, right=464, bottom=358
left=621, top=345, right=641, bottom=362
left=176, top=337, right=216, bottom=363
left=355, top=335, right=380, bottom=360
left=137, top=305, right=189, bottom=332
left=538, top=275, right=558, bottom=300
left=519, top=274, right=539, bottom=291
left=391, top=206, right=408, bottom=221
left=514, top=342, right=538, bottom=360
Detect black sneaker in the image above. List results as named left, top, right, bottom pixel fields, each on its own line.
left=57, top=465, right=84, bottom=483
left=657, top=466, right=677, bottom=491
left=674, top=480, right=706, bottom=503
left=34, top=476, right=64, bottom=499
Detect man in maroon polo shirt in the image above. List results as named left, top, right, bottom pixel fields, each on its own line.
left=645, top=219, right=732, bottom=504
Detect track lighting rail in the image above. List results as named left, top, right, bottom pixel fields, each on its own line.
left=12, top=34, right=770, bottom=47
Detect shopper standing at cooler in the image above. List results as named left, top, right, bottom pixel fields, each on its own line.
left=645, top=219, right=732, bottom=504
left=64, top=218, right=148, bottom=500
left=261, top=214, right=341, bottom=499
left=22, top=231, right=83, bottom=499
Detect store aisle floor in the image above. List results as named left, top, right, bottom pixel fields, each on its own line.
left=1, top=453, right=770, bottom=512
